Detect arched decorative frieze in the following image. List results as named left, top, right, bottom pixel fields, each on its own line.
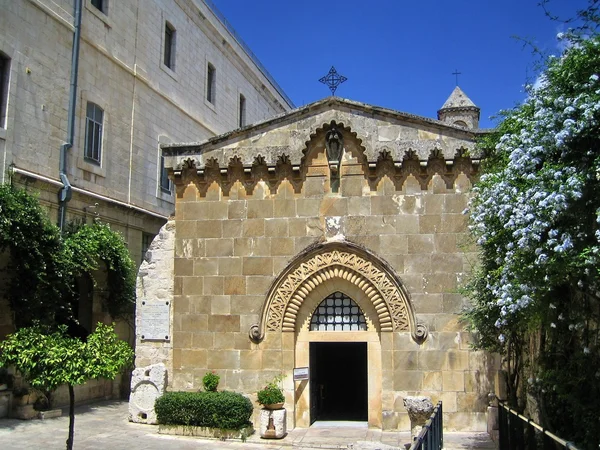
left=249, top=241, right=427, bottom=344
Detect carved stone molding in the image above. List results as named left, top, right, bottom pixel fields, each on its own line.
left=251, top=242, right=424, bottom=343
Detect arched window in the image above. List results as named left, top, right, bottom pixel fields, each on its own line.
left=310, top=291, right=367, bottom=331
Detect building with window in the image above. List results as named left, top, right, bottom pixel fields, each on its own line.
left=0, top=0, right=292, bottom=403
left=135, top=94, right=499, bottom=432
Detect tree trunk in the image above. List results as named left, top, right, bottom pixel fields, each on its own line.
left=66, top=384, right=75, bottom=450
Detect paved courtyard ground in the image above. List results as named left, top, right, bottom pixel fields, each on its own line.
left=0, top=401, right=496, bottom=449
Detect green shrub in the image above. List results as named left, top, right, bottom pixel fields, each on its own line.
left=155, top=391, right=252, bottom=429
left=256, top=375, right=285, bottom=406
left=202, top=371, right=219, bottom=392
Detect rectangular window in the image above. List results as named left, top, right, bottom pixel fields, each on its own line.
left=207, top=63, right=216, bottom=104
left=90, top=0, right=106, bottom=13
left=84, top=102, right=103, bottom=164
left=164, top=22, right=175, bottom=70
left=141, top=233, right=153, bottom=263
left=239, top=94, right=246, bottom=128
left=0, top=52, right=10, bottom=128
left=160, top=155, right=172, bottom=193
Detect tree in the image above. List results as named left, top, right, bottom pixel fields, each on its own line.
left=464, top=30, right=600, bottom=447
left=0, top=323, right=133, bottom=450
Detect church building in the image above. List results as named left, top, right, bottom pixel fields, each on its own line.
left=135, top=88, right=499, bottom=431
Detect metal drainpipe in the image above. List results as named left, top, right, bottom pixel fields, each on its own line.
left=58, top=0, right=82, bottom=232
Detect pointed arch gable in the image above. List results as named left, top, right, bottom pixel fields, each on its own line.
left=249, top=241, right=427, bottom=344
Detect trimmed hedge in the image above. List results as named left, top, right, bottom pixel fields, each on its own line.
left=155, top=391, right=253, bottom=429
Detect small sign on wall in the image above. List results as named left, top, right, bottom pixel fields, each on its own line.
left=293, top=367, right=309, bottom=381
left=140, top=300, right=170, bottom=341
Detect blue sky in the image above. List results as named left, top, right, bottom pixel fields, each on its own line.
left=211, top=0, right=589, bottom=129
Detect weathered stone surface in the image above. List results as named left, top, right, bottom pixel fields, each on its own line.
left=128, top=363, right=167, bottom=424
left=403, top=396, right=434, bottom=438
left=260, top=407, right=287, bottom=439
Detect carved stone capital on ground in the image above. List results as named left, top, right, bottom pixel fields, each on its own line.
left=403, top=396, right=434, bottom=439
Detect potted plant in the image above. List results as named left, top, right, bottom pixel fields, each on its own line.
left=257, top=375, right=285, bottom=410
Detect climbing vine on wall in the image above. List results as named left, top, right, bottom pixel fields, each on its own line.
left=0, top=184, right=136, bottom=329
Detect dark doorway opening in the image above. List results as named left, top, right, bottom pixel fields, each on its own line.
left=309, top=342, right=368, bottom=423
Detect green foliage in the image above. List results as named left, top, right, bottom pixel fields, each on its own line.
left=155, top=391, right=253, bottom=430
left=0, top=323, right=133, bottom=393
left=202, top=371, right=219, bottom=392
left=256, top=375, right=285, bottom=406
left=0, top=184, right=137, bottom=327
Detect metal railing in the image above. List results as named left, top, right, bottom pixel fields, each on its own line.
left=409, top=401, right=443, bottom=450
left=498, top=401, right=580, bottom=450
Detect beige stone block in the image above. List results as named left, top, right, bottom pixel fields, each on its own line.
left=207, top=350, right=240, bottom=370
left=233, top=332, right=252, bottom=350
left=203, top=277, right=224, bottom=295
left=270, top=237, right=294, bottom=256
left=173, top=296, right=190, bottom=315
left=418, top=350, right=447, bottom=370
left=382, top=411, right=399, bottom=430
left=398, top=195, right=424, bottom=214
left=443, top=371, right=465, bottom=392
left=196, top=220, right=223, bottom=238
left=172, top=331, right=192, bottom=349
left=380, top=234, right=408, bottom=255
left=320, top=197, right=348, bottom=216
left=394, top=215, right=419, bottom=234
left=381, top=333, right=393, bottom=351
left=423, top=273, right=457, bottom=293
left=440, top=214, right=468, bottom=233
left=365, top=216, right=397, bottom=235
left=182, top=277, right=203, bottom=296
left=224, top=276, right=246, bottom=295
left=219, top=257, right=242, bottom=275
left=440, top=392, right=458, bottom=412
left=243, top=257, right=273, bottom=275
left=347, top=197, right=371, bottom=216
left=223, top=219, right=243, bottom=238
left=397, top=412, right=411, bottom=432
left=419, top=215, right=442, bottom=234
left=228, top=201, right=247, bottom=219
left=242, top=219, right=265, bottom=237
left=407, top=234, right=435, bottom=254
left=423, top=195, right=444, bottom=215
left=306, top=217, right=323, bottom=237
left=411, top=293, right=442, bottom=314
left=246, top=276, right=273, bottom=295
left=230, top=295, right=262, bottom=315
left=296, top=198, right=320, bottom=217
left=260, top=332, right=282, bottom=350
left=273, top=257, right=290, bottom=275
left=288, top=218, right=307, bottom=237
left=210, top=295, right=230, bottom=314
left=265, top=218, right=289, bottom=237
left=443, top=293, right=468, bottom=313
left=177, top=220, right=197, bottom=239
left=205, top=238, right=234, bottom=257
left=303, top=176, right=326, bottom=197
left=295, top=236, right=319, bottom=254
left=444, top=412, right=487, bottom=432
left=234, top=237, right=270, bottom=257
left=207, top=315, right=240, bottom=332
left=188, top=296, right=211, bottom=315
left=262, top=350, right=283, bottom=370
left=393, top=370, right=423, bottom=391
left=341, top=175, right=364, bottom=196
left=459, top=332, right=475, bottom=350
left=393, top=333, right=422, bottom=351
left=344, top=216, right=366, bottom=236
left=174, top=258, right=194, bottom=276
left=444, top=194, right=468, bottom=214
left=404, top=255, right=432, bottom=274
left=192, top=332, right=213, bottom=349
left=176, top=238, right=205, bottom=258
left=434, top=234, right=458, bottom=253
left=432, top=254, right=463, bottom=274
left=240, top=350, right=263, bottom=370
left=432, top=314, right=463, bottom=332
left=193, top=258, right=218, bottom=276
left=348, top=235, right=380, bottom=254
left=394, top=351, right=417, bottom=370
left=429, top=332, right=461, bottom=351
left=273, top=199, right=296, bottom=217
left=422, top=371, right=443, bottom=390
left=182, top=184, right=197, bottom=201
left=173, top=349, right=182, bottom=370
left=214, top=333, right=235, bottom=349
left=447, top=351, right=470, bottom=371
left=371, top=196, right=399, bottom=215
left=247, top=200, right=273, bottom=219
left=178, top=314, right=208, bottom=333
left=174, top=279, right=183, bottom=295
left=180, top=349, right=207, bottom=368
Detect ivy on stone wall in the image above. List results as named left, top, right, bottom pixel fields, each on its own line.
left=0, top=184, right=136, bottom=329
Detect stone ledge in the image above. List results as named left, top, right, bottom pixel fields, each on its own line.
left=158, top=424, right=254, bottom=440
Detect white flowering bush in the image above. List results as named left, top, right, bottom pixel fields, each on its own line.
left=464, top=32, right=600, bottom=446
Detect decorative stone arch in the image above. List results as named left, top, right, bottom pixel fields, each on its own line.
left=249, top=241, right=427, bottom=343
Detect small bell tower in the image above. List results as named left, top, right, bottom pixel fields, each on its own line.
left=437, top=86, right=480, bottom=129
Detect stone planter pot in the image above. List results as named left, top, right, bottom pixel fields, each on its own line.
left=262, top=402, right=284, bottom=410
left=260, top=408, right=287, bottom=439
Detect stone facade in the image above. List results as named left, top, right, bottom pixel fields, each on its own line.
left=0, top=0, right=291, bottom=405
left=137, top=96, right=500, bottom=432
